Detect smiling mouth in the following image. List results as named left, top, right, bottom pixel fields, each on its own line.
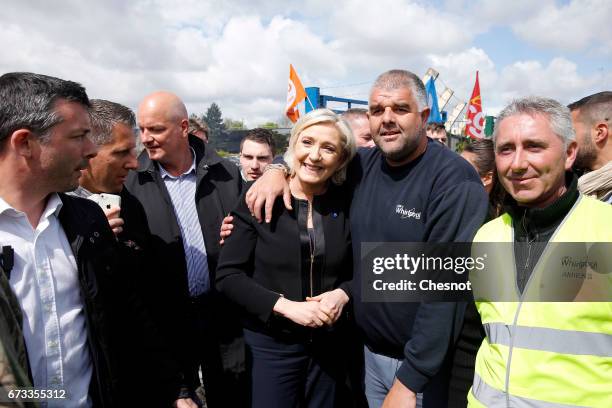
left=509, top=177, right=536, bottom=185
left=302, top=162, right=323, bottom=172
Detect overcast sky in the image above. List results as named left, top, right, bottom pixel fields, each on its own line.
left=2, top=0, right=611, bottom=126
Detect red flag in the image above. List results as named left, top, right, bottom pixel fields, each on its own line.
left=286, top=64, right=307, bottom=123
left=465, top=71, right=485, bottom=139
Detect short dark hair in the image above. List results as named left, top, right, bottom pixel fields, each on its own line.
left=463, top=139, right=495, bottom=177
left=89, top=99, right=136, bottom=145
left=568, top=91, right=612, bottom=124
left=240, top=128, right=276, bottom=154
left=462, top=139, right=505, bottom=218
left=0, top=72, right=89, bottom=149
left=429, top=123, right=446, bottom=134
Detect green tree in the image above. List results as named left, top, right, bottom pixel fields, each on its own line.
left=223, top=118, right=246, bottom=130
left=259, top=122, right=278, bottom=129
left=271, top=130, right=289, bottom=155
left=204, top=102, right=224, bottom=140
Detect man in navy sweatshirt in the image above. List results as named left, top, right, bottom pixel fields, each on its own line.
left=245, top=69, right=488, bottom=407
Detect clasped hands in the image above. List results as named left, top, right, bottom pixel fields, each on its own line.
left=273, top=289, right=349, bottom=328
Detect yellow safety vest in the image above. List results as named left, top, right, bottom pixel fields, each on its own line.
left=468, top=195, right=612, bottom=408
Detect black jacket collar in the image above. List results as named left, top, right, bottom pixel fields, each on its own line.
left=137, top=134, right=224, bottom=174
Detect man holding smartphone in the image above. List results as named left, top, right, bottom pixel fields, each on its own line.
left=71, top=99, right=196, bottom=407
left=72, top=99, right=139, bottom=236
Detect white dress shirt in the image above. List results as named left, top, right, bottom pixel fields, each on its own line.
left=159, top=149, right=210, bottom=296
left=0, top=194, right=92, bottom=408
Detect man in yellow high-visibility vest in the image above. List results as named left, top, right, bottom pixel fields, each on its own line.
left=469, top=96, right=612, bottom=407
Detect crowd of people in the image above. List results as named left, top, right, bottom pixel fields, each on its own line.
left=0, top=69, right=610, bottom=408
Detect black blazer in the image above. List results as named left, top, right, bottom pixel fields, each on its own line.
left=125, top=135, right=243, bottom=287
left=57, top=194, right=121, bottom=407
left=216, top=184, right=353, bottom=338
left=59, top=193, right=187, bottom=407
left=124, top=135, right=244, bottom=386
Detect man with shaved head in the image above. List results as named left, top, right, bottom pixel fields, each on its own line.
left=126, top=91, right=245, bottom=407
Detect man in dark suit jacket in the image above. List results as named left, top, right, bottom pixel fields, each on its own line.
left=73, top=99, right=195, bottom=407
left=0, top=73, right=196, bottom=408
left=126, top=91, right=246, bottom=407
left=0, top=72, right=121, bottom=407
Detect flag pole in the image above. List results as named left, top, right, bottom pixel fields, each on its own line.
left=305, top=94, right=316, bottom=111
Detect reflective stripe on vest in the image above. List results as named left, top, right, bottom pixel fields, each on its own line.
left=470, top=372, right=586, bottom=408
left=483, top=322, right=612, bottom=357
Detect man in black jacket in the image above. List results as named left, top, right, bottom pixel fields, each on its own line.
left=72, top=99, right=195, bottom=407
left=0, top=72, right=122, bottom=407
left=126, top=91, right=245, bottom=407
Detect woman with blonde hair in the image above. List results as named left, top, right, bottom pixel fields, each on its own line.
left=216, top=109, right=357, bottom=407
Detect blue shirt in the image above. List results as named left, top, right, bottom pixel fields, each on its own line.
left=160, top=150, right=210, bottom=296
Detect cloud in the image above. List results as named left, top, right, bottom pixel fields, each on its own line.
left=424, top=49, right=611, bottom=116
left=331, top=0, right=476, bottom=58
left=0, top=2, right=343, bottom=126
left=427, top=48, right=497, bottom=104
left=444, top=0, right=553, bottom=27
left=510, top=0, right=612, bottom=54
left=497, top=57, right=611, bottom=105
left=0, top=1, right=609, bottom=126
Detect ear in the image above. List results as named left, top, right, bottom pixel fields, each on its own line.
left=10, top=129, right=37, bottom=158
left=180, top=119, right=189, bottom=138
left=593, top=122, right=609, bottom=144
left=420, top=108, right=431, bottom=124
left=482, top=171, right=493, bottom=187
left=564, top=140, right=578, bottom=171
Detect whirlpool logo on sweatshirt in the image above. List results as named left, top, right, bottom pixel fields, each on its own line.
left=395, top=204, right=421, bottom=220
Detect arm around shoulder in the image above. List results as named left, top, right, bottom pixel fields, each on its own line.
left=215, top=193, right=282, bottom=323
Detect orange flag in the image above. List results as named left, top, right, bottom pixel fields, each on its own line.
left=465, top=71, right=485, bottom=139
left=286, top=64, right=307, bottom=123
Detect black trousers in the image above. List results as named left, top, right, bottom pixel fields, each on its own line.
left=190, top=294, right=248, bottom=407
left=244, top=328, right=350, bottom=408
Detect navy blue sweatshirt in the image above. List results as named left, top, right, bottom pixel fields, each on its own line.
left=346, top=139, right=488, bottom=393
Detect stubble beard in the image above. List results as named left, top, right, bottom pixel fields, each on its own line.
left=379, top=129, right=424, bottom=165
left=574, top=140, right=597, bottom=171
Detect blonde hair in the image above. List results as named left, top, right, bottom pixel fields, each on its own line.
left=284, top=108, right=357, bottom=185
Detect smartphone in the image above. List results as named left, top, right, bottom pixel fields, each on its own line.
left=88, top=193, right=122, bottom=212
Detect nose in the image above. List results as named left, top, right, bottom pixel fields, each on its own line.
left=84, top=135, right=98, bottom=160
left=382, top=107, right=394, bottom=124
left=140, top=128, right=152, bottom=144
left=308, top=147, right=321, bottom=161
left=510, top=148, right=528, bottom=173
left=125, top=151, right=138, bottom=170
